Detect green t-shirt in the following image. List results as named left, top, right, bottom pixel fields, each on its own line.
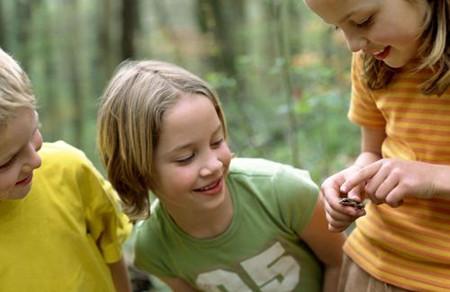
left=134, top=158, right=322, bottom=291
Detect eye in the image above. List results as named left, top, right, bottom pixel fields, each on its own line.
left=211, top=138, right=223, bottom=148
left=355, top=16, right=373, bottom=28
left=0, top=156, right=15, bottom=170
left=175, top=153, right=195, bottom=164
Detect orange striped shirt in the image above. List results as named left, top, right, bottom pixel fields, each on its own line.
left=345, top=53, right=450, bottom=291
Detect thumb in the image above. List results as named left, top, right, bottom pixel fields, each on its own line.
left=346, top=185, right=365, bottom=202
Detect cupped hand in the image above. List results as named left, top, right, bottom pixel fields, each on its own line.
left=321, top=165, right=366, bottom=232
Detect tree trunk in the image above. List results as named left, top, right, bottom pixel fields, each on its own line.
left=66, top=0, right=83, bottom=148
left=270, top=0, right=300, bottom=167
left=121, top=0, right=137, bottom=60
left=16, top=0, right=32, bottom=71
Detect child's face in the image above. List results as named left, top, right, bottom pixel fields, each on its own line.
left=152, top=93, right=232, bottom=214
left=305, top=0, right=428, bottom=68
left=0, top=108, right=42, bottom=200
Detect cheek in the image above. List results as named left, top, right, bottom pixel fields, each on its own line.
left=161, top=167, right=197, bottom=192
left=0, top=172, right=18, bottom=195
left=370, top=15, right=422, bottom=47
left=33, top=130, right=44, bottom=151
left=219, top=144, right=233, bottom=166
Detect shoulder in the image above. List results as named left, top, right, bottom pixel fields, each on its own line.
left=229, top=157, right=316, bottom=190
left=228, top=158, right=318, bottom=214
left=229, top=157, right=301, bottom=176
left=135, top=201, right=167, bottom=252
left=134, top=201, right=171, bottom=273
left=39, top=141, right=91, bottom=166
left=37, top=141, right=105, bottom=188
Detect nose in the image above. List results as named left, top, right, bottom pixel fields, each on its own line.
left=343, top=30, right=368, bottom=52
left=199, top=152, right=223, bottom=177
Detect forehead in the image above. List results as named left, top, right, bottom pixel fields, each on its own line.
left=157, top=94, right=220, bottom=144
left=162, top=94, right=218, bottom=130
left=305, top=0, right=375, bottom=24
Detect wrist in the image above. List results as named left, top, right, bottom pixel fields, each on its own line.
left=434, top=165, right=450, bottom=199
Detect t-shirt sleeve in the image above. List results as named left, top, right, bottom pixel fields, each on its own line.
left=133, top=217, right=176, bottom=278
left=348, top=53, right=386, bottom=128
left=273, top=165, right=319, bottom=235
left=76, top=152, right=132, bottom=263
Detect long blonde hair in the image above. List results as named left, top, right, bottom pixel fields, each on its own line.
left=362, top=0, right=449, bottom=95
left=97, top=60, right=227, bottom=219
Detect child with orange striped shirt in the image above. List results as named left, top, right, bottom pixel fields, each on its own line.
left=305, top=0, right=450, bottom=291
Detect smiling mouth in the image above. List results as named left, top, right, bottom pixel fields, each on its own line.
left=16, top=174, right=33, bottom=185
left=372, top=46, right=391, bottom=60
left=194, top=179, right=221, bottom=192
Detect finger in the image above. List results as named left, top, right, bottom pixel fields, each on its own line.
left=341, top=162, right=381, bottom=193
left=321, top=176, right=345, bottom=204
left=325, top=202, right=366, bottom=231
left=328, top=223, right=347, bottom=233
left=371, top=172, right=399, bottom=203
left=325, top=202, right=359, bottom=221
left=327, top=217, right=352, bottom=232
left=322, top=185, right=349, bottom=213
left=385, top=187, right=405, bottom=207
left=328, top=216, right=362, bottom=232
left=347, top=184, right=365, bottom=201
left=367, top=194, right=383, bottom=205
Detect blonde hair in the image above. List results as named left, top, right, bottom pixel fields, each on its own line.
left=362, top=0, right=449, bottom=95
left=0, top=48, right=35, bottom=127
left=97, top=60, right=227, bottom=219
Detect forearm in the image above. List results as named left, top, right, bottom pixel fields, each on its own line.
left=322, top=265, right=341, bottom=292
left=433, top=164, right=450, bottom=199
left=108, top=257, right=132, bottom=292
left=353, top=151, right=381, bottom=168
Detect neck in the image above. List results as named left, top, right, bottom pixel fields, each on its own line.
left=166, top=190, right=234, bottom=239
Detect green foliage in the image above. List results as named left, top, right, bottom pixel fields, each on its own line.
left=0, top=0, right=360, bottom=184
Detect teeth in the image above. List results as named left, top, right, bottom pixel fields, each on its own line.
left=197, top=180, right=219, bottom=191
left=373, top=47, right=386, bottom=55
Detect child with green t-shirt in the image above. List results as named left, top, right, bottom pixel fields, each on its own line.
left=97, top=60, right=345, bottom=291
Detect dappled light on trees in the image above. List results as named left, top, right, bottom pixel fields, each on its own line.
left=0, top=0, right=357, bottom=182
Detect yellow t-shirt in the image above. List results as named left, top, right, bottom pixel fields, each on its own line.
left=0, top=141, right=131, bottom=291
left=345, top=53, right=450, bottom=291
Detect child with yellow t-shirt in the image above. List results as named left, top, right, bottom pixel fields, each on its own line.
left=0, top=47, right=132, bottom=291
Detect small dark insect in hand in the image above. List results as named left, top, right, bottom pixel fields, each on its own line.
left=339, top=197, right=365, bottom=209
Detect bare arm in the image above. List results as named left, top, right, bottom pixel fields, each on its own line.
left=108, top=257, right=132, bottom=292
left=300, top=196, right=346, bottom=292
left=353, top=126, right=385, bottom=168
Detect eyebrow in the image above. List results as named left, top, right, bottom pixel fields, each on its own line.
left=165, top=124, right=223, bottom=155
left=337, top=10, right=355, bottom=24
left=337, top=4, right=374, bottom=25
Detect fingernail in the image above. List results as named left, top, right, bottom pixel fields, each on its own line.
left=340, top=185, right=347, bottom=193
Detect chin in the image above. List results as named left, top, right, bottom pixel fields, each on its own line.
left=8, top=187, right=32, bottom=200
left=383, top=53, right=415, bottom=68
left=384, top=61, right=407, bottom=69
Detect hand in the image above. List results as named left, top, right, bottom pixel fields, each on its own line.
left=341, top=159, right=440, bottom=207
left=321, top=165, right=366, bottom=232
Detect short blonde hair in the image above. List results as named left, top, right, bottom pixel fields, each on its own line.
left=0, top=48, right=35, bottom=127
left=97, top=60, right=227, bottom=219
left=362, top=0, right=449, bottom=95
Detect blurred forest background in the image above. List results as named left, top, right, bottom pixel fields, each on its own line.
left=2, top=0, right=361, bottom=290
left=0, top=0, right=359, bottom=187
